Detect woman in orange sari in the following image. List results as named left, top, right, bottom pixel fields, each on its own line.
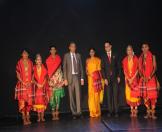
left=122, top=45, right=140, bottom=117
left=33, top=54, right=48, bottom=122
left=15, top=50, right=33, bottom=125
left=86, top=48, right=102, bottom=118
left=139, top=43, right=158, bottom=119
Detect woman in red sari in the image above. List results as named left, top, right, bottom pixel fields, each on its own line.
left=139, top=43, right=158, bottom=119
left=46, top=46, right=64, bottom=120
left=15, top=50, right=33, bottom=125
left=122, top=45, right=140, bottom=117
left=33, top=54, right=48, bottom=122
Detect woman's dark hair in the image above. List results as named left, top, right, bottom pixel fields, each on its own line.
left=88, top=47, right=96, bottom=57
left=126, top=45, right=133, bottom=50
left=49, top=45, right=57, bottom=50
left=126, top=45, right=135, bottom=55
left=142, top=42, right=149, bottom=47
left=35, top=53, right=42, bottom=60
left=89, top=47, right=96, bottom=52
left=21, top=48, right=29, bottom=54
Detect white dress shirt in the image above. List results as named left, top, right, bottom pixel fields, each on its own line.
left=107, top=50, right=112, bottom=58
left=70, top=52, right=78, bottom=75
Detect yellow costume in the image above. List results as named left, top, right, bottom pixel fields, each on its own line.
left=125, top=58, right=140, bottom=106
left=86, top=57, right=102, bottom=117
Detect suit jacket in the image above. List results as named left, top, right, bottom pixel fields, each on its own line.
left=63, top=52, right=84, bottom=84
left=101, top=52, right=121, bottom=81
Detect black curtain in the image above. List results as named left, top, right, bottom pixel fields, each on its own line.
left=0, top=0, right=162, bottom=116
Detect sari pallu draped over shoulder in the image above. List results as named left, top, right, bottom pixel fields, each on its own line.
left=138, top=51, right=157, bottom=99
left=46, top=55, right=64, bottom=97
left=33, top=64, right=47, bottom=85
left=15, top=58, right=33, bottom=101
left=92, top=71, right=102, bottom=93
left=15, top=58, right=33, bottom=112
left=33, top=64, right=48, bottom=112
left=122, top=55, right=139, bottom=98
left=122, top=55, right=140, bottom=106
left=46, top=55, right=61, bottom=78
left=87, top=57, right=102, bottom=117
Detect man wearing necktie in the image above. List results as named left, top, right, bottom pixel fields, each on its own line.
left=101, top=42, right=121, bottom=117
left=63, top=42, right=84, bottom=119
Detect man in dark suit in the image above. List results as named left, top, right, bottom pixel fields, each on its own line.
left=63, top=42, right=84, bottom=119
left=101, top=42, right=121, bottom=117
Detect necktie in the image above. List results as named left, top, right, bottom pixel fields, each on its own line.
left=107, top=52, right=111, bottom=63
left=107, top=52, right=112, bottom=75
left=72, top=53, right=78, bottom=73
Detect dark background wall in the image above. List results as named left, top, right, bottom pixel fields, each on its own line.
left=0, top=0, right=162, bottom=116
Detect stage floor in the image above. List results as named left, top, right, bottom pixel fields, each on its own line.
left=102, top=114, right=162, bottom=132
left=0, top=111, right=162, bottom=132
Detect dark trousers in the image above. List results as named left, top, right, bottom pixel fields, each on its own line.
left=104, top=77, right=119, bottom=114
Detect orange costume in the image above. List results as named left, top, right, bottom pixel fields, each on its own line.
left=33, top=64, right=48, bottom=113
left=122, top=55, right=140, bottom=107
left=86, top=57, right=102, bottom=117
left=15, top=58, right=33, bottom=113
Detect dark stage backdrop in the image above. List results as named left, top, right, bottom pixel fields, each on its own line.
left=0, top=0, right=162, bottom=117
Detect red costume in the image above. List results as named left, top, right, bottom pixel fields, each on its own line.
left=139, top=51, right=158, bottom=107
left=46, top=55, right=61, bottom=78
left=15, top=58, right=33, bottom=113
left=92, top=71, right=102, bottom=93
left=33, top=64, right=48, bottom=113
left=122, top=55, right=140, bottom=107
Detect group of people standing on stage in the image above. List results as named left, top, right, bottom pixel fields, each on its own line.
left=15, top=41, right=160, bottom=125
left=122, top=44, right=159, bottom=119
left=15, top=46, right=65, bottom=125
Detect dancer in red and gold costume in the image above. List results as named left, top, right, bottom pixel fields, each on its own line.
left=15, top=50, right=33, bottom=125
left=139, top=43, right=158, bottom=119
left=122, top=45, right=140, bottom=117
left=33, top=54, right=48, bottom=122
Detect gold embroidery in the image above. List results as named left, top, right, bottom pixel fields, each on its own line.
left=37, top=66, right=42, bottom=79
left=128, top=57, right=133, bottom=76
left=23, top=60, right=29, bottom=78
